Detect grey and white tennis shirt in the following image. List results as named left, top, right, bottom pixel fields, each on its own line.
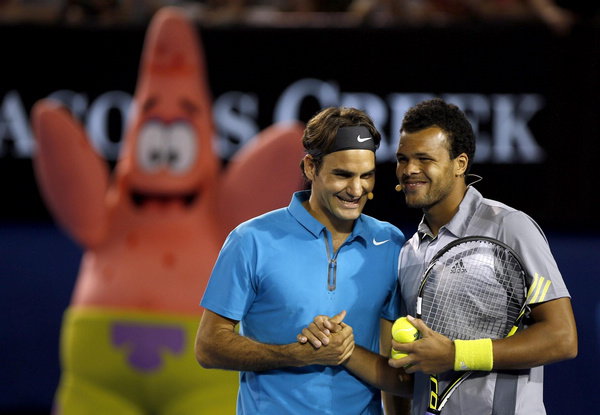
left=399, top=186, right=570, bottom=415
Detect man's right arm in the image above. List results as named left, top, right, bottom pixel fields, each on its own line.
left=195, top=309, right=355, bottom=372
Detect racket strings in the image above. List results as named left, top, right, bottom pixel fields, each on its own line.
left=420, top=240, right=526, bottom=341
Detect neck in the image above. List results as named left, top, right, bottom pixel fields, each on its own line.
left=423, top=185, right=468, bottom=237
left=302, top=199, right=354, bottom=247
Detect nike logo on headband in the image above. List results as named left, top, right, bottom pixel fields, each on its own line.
left=329, top=126, right=376, bottom=153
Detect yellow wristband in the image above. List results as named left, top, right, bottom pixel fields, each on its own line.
left=454, top=338, right=493, bottom=371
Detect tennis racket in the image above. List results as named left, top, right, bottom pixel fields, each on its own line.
left=416, top=236, right=529, bottom=415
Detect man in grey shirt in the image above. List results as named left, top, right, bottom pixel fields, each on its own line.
left=389, top=98, right=578, bottom=415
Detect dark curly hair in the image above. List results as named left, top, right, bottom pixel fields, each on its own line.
left=401, top=98, right=476, bottom=174
left=300, top=106, right=381, bottom=180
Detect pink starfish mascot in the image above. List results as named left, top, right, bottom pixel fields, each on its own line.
left=31, top=7, right=305, bottom=414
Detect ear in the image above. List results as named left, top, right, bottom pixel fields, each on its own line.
left=303, top=154, right=316, bottom=181
left=455, top=153, right=468, bottom=177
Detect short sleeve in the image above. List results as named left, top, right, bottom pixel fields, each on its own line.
left=200, top=228, right=258, bottom=320
left=497, top=211, right=570, bottom=304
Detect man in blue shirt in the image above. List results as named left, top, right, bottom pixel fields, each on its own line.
left=195, top=106, right=412, bottom=414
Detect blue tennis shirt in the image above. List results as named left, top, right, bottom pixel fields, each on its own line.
left=201, top=191, right=405, bottom=414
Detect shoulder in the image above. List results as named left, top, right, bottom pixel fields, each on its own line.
left=230, top=206, right=290, bottom=239
left=480, top=196, right=539, bottom=225
left=476, top=195, right=519, bottom=217
left=473, top=196, right=546, bottom=242
left=360, top=214, right=405, bottom=245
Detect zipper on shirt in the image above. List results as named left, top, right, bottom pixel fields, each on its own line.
left=324, top=235, right=339, bottom=291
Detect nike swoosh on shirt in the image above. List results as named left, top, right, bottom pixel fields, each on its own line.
left=373, top=238, right=390, bottom=246
left=357, top=135, right=372, bottom=143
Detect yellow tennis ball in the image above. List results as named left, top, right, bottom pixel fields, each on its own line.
left=391, top=317, right=419, bottom=343
left=390, top=348, right=408, bottom=360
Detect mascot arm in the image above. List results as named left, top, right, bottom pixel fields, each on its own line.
left=216, top=121, right=306, bottom=237
left=31, top=99, right=110, bottom=247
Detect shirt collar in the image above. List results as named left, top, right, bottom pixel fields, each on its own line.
left=418, top=186, right=483, bottom=241
left=288, top=190, right=368, bottom=243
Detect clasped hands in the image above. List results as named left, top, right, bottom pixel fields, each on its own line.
left=296, top=310, right=354, bottom=366
left=297, top=312, right=455, bottom=374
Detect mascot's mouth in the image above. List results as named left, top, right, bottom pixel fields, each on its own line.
left=130, top=191, right=198, bottom=207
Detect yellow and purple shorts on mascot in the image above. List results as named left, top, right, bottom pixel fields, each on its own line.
left=54, top=309, right=238, bottom=414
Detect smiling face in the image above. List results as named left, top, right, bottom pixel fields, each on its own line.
left=304, top=149, right=375, bottom=232
left=396, top=127, right=467, bottom=213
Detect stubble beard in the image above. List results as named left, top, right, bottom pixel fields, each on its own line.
left=405, top=195, right=435, bottom=210
left=404, top=181, right=452, bottom=212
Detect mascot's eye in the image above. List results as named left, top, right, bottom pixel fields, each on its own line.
left=167, top=122, right=197, bottom=174
left=137, top=121, right=167, bottom=172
